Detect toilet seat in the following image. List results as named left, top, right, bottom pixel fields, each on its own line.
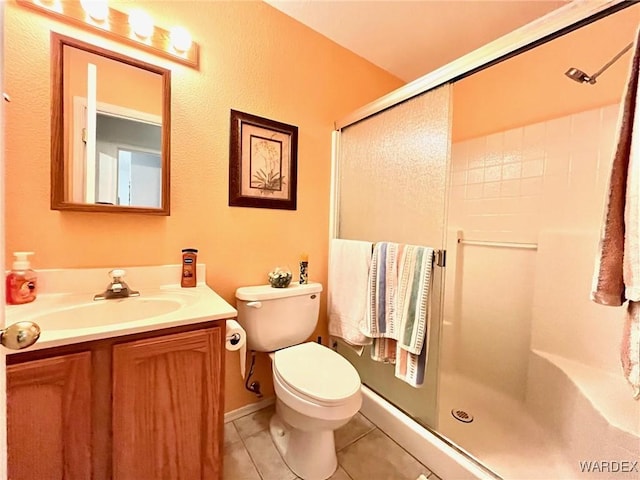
left=273, top=342, right=361, bottom=406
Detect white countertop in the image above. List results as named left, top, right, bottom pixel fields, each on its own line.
left=5, top=264, right=237, bottom=353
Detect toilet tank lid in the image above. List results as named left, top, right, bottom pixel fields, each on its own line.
left=236, top=282, right=322, bottom=301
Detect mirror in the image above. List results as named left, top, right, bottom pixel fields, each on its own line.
left=51, top=33, right=171, bottom=215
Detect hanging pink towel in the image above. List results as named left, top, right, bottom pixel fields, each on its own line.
left=592, top=27, right=640, bottom=398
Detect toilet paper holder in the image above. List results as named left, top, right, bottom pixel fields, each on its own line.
left=227, top=333, right=241, bottom=345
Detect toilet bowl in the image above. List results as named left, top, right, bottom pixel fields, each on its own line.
left=235, top=283, right=362, bottom=480
left=269, top=342, right=362, bottom=480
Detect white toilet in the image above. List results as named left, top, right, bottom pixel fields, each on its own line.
left=235, top=282, right=362, bottom=480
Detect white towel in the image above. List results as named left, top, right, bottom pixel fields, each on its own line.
left=328, top=239, right=373, bottom=347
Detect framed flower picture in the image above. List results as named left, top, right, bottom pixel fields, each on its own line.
left=228, top=109, right=298, bottom=210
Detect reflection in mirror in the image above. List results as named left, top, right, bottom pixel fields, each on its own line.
left=95, top=114, right=161, bottom=207
left=51, top=33, right=171, bottom=215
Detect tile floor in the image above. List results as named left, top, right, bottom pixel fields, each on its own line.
left=223, top=403, right=442, bottom=480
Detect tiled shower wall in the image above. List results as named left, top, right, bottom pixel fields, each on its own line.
left=443, top=103, right=624, bottom=399
left=448, top=103, right=619, bottom=242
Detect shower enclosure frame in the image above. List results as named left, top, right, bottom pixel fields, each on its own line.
left=328, top=1, right=629, bottom=479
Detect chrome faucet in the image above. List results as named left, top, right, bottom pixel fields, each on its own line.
left=94, top=269, right=140, bottom=301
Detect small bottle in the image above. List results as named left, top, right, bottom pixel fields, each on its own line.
left=6, top=252, right=38, bottom=305
left=299, top=253, right=308, bottom=285
left=181, top=248, right=198, bottom=288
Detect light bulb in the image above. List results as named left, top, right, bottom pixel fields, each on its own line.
left=35, top=0, right=62, bottom=13
left=129, top=9, right=154, bottom=39
left=170, top=26, right=192, bottom=53
left=80, top=0, right=109, bottom=21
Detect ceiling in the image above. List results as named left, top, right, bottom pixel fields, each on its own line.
left=264, top=0, right=570, bottom=82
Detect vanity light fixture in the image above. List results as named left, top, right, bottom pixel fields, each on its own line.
left=79, top=0, right=108, bottom=22
left=170, top=26, right=192, bottom=53
left=34, top=0, right=62, bottom=14
left=128, top=9, right=154, bottom=40
left=15, top=0, right=200, bottom=69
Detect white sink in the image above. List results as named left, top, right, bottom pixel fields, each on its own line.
left=30, top=296, right=187, bottom=330
left=5, top=265, right=238, bottom=353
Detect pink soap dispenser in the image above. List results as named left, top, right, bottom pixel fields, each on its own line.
left=6, top=252, right=37, bottom=305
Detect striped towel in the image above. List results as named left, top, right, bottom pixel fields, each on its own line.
left=371, top=338, right=397, bottom=363
left=395, top=332, right=430, bottom=387
left=395, top=245, right=435, bottom=387
left=398, top=245, right=434, bottom=354
left=362, top=242, right=404, bottom=363
left=362, top=242, right=402, bottom=339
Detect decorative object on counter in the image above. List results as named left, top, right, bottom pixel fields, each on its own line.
left=268, top=267, right=292, bottom=288
left=299, top=253, right=309, bottom=285
left=228, top=110, right=298, bottom=210
left=6, top=252, right=37, bottom=305
left=181, top=248, right=198, bottom=287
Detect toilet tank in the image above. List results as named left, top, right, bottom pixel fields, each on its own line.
left=235, top=282, right=323, bottom=352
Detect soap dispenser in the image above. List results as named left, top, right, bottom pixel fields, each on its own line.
left=6, top=252, right=37, bottom=305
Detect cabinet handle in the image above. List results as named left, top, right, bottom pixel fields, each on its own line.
left=246, top=301, right=262, bottom=309
left=1, top=321, right=40, bottom=350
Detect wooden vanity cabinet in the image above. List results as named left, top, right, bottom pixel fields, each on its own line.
left=7, top=352, right=92, bottom=480
left=6, top=320, right=226, bottom=480
left=112, top=328, right=223, bottom=480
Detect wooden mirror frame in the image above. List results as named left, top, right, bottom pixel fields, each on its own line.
left=50, top=32, right=171, bottom=215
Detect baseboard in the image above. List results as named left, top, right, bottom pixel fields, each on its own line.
left=224, top=396, right=276, bottom=423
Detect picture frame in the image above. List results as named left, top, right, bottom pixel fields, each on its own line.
left=228, top=109, right=298, bottom=210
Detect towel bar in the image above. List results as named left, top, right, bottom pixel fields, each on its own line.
left=341, top=239, right=446, bottom=266
left=457, top=238, right=538, bottom=250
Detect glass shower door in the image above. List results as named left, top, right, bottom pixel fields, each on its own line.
left=335, top=84, right=452, bottom=427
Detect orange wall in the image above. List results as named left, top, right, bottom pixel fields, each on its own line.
left=3, top=0, right=403, bottom=412
left=452, top=3, right=640, bottom=141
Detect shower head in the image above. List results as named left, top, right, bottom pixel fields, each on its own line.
left=565, top=42, right=633, bottom=86
left=565, top=67, right=593, bottom=84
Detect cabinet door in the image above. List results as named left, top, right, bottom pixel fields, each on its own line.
left=112, top=327, right=223, bottom=480
left=7, top=352, right=92, bottom=480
